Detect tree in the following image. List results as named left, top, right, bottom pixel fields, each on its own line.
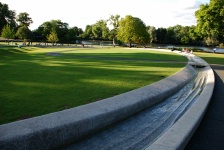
left=36, top=20, right=68, bottom=42
left=195, top=0, right=224, bottom=45
left=188, top=25, right=202, bottom=45
left=81, top=25, right=94, bottom=40
left=15, top=12, right=33, bottom=44
left=46, top=30, right=59, bottom=46
left=16, top=12, right=33, bottom=27
left=166, top=27, right=175, bottom=44
left=164, top=25, right=189, bottom=45
left=117, top=15, right=150, bottom=47
left=16, top=25, right=32, bottom=44
left=0, top=2, right=17, bottom=33
left=146, top=26, right=156, bottom=43
left=179, top=26, right=191, bottom=45
left=92, top=19, right=109, bottom=40
left=1, top=24, right=15, bottom=45
left=107, top=14, right=120, bottom=45
left=172, top=25, right=183, bottom=44
left=32, top=29, right=44, bottom=42
left=156, top=28, right=167, bottom=44
left=66, top=26, right=83, bottom=43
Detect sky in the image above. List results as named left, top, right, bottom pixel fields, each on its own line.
left=1, top=0, right=210, bottom=30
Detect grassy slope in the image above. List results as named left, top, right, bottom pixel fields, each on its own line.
left=0, top=46, right=187, bottom=124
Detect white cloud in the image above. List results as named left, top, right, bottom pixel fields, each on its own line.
left=160, top=0, right=208, bottom=27
left=178, top=0, right=204, bottom=10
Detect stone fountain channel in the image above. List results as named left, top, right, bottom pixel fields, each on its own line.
left=64, top=66, right=207, bottom=150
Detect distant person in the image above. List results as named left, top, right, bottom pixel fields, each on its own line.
left=181, top=48, right=185, bottom=53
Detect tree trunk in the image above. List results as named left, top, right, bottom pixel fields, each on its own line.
left=129, top=42, right=131, bottom=48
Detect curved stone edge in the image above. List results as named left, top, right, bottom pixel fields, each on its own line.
left=146, top=60, right=215, bottom=149
left=0, top=63, right=196, bottom=150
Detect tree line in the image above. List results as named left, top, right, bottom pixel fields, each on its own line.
left=1, top=0, right=224, bottom=47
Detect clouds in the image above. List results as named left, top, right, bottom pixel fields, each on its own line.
left=184, top=1, right=203, bottom=10
left=1, top=0, right=209, bottom=30
left=119, top=0, right=209, bottom=28
left=176, top=0, right=203, bottom=10
left=155, top=0, right=208, bottom=28
left=172, top=0, right=206, bottom=16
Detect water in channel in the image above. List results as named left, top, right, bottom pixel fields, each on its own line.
left=64, top=67, right=207, bottom=150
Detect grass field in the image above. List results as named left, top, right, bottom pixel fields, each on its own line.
left=0, top=45, right=187, bottom=125
left=194, top=52, right=224, bottom=65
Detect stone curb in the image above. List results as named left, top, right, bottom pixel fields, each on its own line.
left=0, top=64, right=196, bottom=149
left=146, top=55, right=215, bottom=150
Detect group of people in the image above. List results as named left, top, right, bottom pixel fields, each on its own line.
left=181, top=48, right=193, bottom=54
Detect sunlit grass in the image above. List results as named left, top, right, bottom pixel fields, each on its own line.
left=0, top=45, right=187, bottom=124
left=194, top=52, right=224, bottom=65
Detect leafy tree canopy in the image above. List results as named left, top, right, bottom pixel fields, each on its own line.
left=146, top=26, right=156, bottom=43
left=117, top=15, right=150, bottom=46
left=81, top=25, right=94, bottom=39
left=37, top=20, right=68, bottom=42
left=46, top=30, right=59, bottom=46
left=108, top=14, right=120, bottom=29
left=1, top=24, right=15, bottom=44
left=16, top=25, right=32, bottom=41
left=16, top=12, right=33, bottom=27
left=195, top=0, right=224, bottom=43
left=107, top=14, right=120, bottom=45
left=92, top=19, right=109, bottom=40
left=0, top=2, right=17, bottom=33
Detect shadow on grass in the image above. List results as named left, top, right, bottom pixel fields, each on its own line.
left=0, top=45, right=43, bottom=57
left=0, top=48, right=186, bottom=124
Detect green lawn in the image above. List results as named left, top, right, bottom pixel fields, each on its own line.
left=0, top=45, right=187, bottom=124
left=194, top=52, right=224, bottom=65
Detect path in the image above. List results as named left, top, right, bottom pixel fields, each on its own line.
left=185, top=64, right=224, bottom=150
